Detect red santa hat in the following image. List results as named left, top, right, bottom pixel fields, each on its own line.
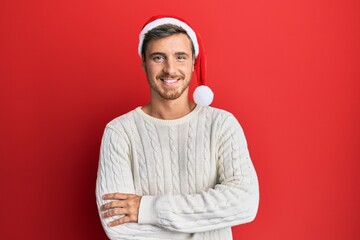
left=138, top=15, right=214, bottom=106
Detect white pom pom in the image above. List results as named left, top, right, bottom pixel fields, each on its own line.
left=193, top=85, right=214, bottom=106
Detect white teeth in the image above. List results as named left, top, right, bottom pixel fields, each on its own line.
left=163, top=79, right=177, bottom=83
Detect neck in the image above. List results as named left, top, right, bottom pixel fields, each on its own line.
left=142, top=93, right=196, bottom=120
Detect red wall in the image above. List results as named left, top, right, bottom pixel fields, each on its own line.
left=1, top=0, right=359, bottom=239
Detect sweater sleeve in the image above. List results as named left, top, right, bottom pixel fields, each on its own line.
left=138, top=114, right=260, bottom=233
left=95, top=126, right=188, bottom=240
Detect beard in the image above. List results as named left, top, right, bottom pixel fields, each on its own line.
left=148, top=74, right=191, bottom=100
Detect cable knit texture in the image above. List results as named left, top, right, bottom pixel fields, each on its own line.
left=96, top=105, right=259, bottom=240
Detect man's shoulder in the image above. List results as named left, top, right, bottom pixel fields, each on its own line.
left=105, top=107, right=139, bottom=132
left=205, top=106, right=244, bottom=130
left=207, top=106, right=232, bottom=114
left=205, top=106, right=235, bottom=120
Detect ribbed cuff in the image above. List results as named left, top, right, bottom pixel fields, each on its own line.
left=138, top=196, right=158, bottom=225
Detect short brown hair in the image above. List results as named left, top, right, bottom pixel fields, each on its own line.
left=141, top=24, right=195, bottom=59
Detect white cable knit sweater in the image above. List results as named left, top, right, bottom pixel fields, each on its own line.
left=96, top=105, right=259, bottom=240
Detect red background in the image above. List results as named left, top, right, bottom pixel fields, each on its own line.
left=1, top=0, right=359, bottom=239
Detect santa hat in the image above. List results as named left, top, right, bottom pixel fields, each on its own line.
left=138, top=15, right=214, bottom=106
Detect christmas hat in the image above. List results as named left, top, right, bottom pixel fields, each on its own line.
left=138, top=15, right=214, bottom=106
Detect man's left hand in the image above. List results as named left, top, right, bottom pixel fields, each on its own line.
left=100, top=193, right=142, bottom=227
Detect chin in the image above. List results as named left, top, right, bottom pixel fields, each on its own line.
left=160, top=92, right=182, bottom=100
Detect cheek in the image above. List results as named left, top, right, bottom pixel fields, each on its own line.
left=184, top=64, right=195, bottom=75
left=178, top=62, right=194, bottom=72
left=145, top=64, right=160, bottom=77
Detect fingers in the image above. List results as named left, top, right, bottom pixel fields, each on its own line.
left=102, top=208, right=128, bottom=219
left=102, top=193, right=129, bottom=200
left=107, top=216, right=131, bottom=227
left=107, top=214, right=139, bottom=227
left=101, top=200, right=126, bottom=211
left=100, top=193, right=141, bottom=227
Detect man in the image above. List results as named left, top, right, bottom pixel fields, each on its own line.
left=96, top=15, right=259, bottom=240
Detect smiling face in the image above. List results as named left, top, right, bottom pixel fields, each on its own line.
left=142, top=33, right=195, bottom=101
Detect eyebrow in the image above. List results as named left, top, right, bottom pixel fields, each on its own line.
left=148, top=52, right=191, bottom=57
left=149, top=52, right=166, bottom=57
left=174, top=52, right=190, bottom=57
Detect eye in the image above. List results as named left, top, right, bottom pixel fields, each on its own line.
left=177, top=55, right=187, bottom=61
left=152, top=55, right=164, bottom=62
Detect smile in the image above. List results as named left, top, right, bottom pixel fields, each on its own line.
left=160, top=78, right=180, bottom=86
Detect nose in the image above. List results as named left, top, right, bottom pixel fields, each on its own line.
left=163, top=59, right=177, bottom=76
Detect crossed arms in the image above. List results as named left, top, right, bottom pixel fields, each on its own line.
left=96, top=115, right=259, bottom=239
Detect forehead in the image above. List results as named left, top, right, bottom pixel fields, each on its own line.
left=146, top=33, right=193, bottom=54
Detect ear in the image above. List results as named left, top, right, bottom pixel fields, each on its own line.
left=192, top=58, right=195, bottom=71
left=141, top=56, right=146, bottom=71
